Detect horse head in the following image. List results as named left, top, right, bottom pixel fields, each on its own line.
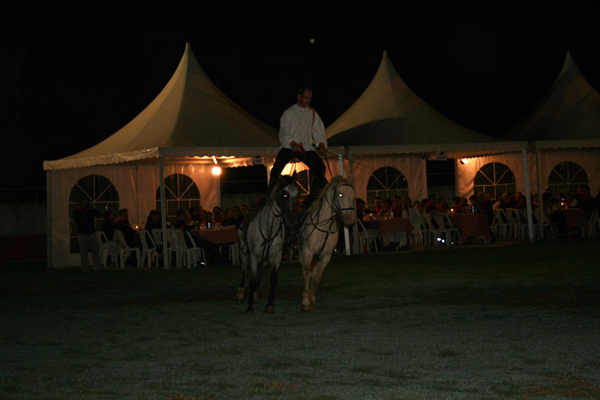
left=330, top=176, right=356, bottom=227
left=270, top=175, right=300, bottom=227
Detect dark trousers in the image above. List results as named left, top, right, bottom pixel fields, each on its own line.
left=270, top=148, right=327, bottom=201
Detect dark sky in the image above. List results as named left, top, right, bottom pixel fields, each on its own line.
left=2, top=2, right=599, bottom=188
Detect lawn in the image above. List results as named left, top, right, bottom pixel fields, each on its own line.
left=1, top=239, right=600, bottom=399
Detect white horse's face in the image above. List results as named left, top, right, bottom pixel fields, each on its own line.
left=334, top=183, right=356, bottom=227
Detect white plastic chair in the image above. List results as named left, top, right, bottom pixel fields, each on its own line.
left=420, top=215, right=437, bottom=246
left=185, top=231, right=208, bottom=267
left=491, top=209, right=511, bottom=240
left=357, top=219, right=378, bottom=254
left=138, top=229, right=159, bottom=268
left=113, top=230, right=141, bottom=268
left=587, top=211, right=600, bottom=236
left=152, top=228, right=178, bottom=268
left=95, top=231, right=117, bottom=268
left=431, top=213, right=461, bottom=246
left=505, top=208, right=527, bottom=240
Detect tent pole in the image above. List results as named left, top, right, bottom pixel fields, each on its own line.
left=159, top=154, right=169, bottom=268
left=522, top=148, right=535, bottom=241
left=535, top=144, right=544, bottom=240
left=45, top=170, right=53, bottom=269
left=347, top=149, right=360, bottom=255
left=339, top=153, right=351, bottom=256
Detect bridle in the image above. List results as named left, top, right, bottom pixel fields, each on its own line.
left=241, top=181, right=298, bottom=263
left=297, top=180, right=354, bottom=255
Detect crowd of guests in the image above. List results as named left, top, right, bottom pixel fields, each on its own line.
left=355, top=184, right=599, bottom=239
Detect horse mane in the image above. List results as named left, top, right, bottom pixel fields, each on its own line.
left=305, top=175, right=352, bottom=215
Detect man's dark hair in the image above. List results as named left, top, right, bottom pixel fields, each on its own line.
left=297, top=86, right=313, bottom=96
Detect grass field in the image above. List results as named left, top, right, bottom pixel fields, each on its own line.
left=1, top=239, right=600, bottom=399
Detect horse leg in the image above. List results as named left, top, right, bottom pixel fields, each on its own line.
left=308, top=252, right=333, bottom=311
left=245, top=258, right=260, bottom=313
left=300, top=252, right=317, bottom=312
left=264, top=265, right=278, bottom=314
left=236, top=266, right=247, bottom=304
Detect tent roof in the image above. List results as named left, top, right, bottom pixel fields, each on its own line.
left=327, top=51, right=524, bottom=157
left=505, top=52, right=600, bottom=143
left=44, top=43, right=279, bottom=170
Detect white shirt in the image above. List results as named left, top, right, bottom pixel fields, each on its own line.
left=279, top=103, right=327, bottom=151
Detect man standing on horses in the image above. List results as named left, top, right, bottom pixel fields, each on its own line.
left=269, top=87, right=328, bottom=207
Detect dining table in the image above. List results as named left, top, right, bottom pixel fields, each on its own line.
left=449, top=213, right=490, bottom=242
left=558, top=208, right=588, bottom=231
left=193, top=225, right=238, bottom=244
left=363, top=218, right=412, bottom=246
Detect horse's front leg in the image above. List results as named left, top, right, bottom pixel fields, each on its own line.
left=264, top=264, right=279, bottom=314
left=245, top=257, right=260, bottom=313
left=236, top=264, right=247, bottom=304
left=308, top=251, right=334, bottom=311
left=299, top=250, right=316, bottom=312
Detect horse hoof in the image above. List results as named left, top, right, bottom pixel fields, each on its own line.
left=235, top=299, right=244, bottom=304
left=244, top=308, right=254, bottom=314
left=264, top=306, right=275, bottom=314
left=301, top=304, right=312, bottom=312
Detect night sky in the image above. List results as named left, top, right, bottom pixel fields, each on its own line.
left=2, top=2, right=599, bottom=189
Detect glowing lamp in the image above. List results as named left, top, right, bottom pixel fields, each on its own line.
left=460, top=158, right=469, bottom=165
left=212, top=166, right=222, bottom=176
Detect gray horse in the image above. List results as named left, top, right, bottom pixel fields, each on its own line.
left=236, top=176, right=300, bottom=313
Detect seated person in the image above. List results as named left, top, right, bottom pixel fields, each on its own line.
left=174, top=209, right=194, bottom=232
left=116, top=209, right=138, bottom=247
left=377, top=199, right=393, bottom=219
left=144, top=210, right=163, bottom=231
left=101, top=210, right=117, bottom=241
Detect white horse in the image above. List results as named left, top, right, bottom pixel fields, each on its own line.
left=297, top=176, right=356, bottom=312
left=236, top=176, right=300, bottom=313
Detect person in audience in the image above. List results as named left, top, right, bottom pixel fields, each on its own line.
left=469, top=195, right=481, bottom=214
left=437, top=197, right=450, bottom=213
left=425, top=194, right=441, bottom=214
left=392, top=195, right=402, bottom=217
left=144, top=210, right=162, bottom=231
left=574, top=185, right=597, bottom=217
left=377, top=199, right=393, bottom=219
left=356, top=198, right=368, bottom=222
left=101, top=210, right=117, bottom=241
left=73, top=198, right=102, bottom=272
left=116, top=209, right=138, bottom=248
left=174, top=209, right=194, bottom=231
left=492, top=193, right=505, bottom=210
left=372, top=197, right=383, bottom=215
left=188, top=206, right=203, bottom=223
left=413, top=200, right=424, bottom=215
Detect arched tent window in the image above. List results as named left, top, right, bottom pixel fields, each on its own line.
left=69, top=174, right=119, bottom=253
left=156, top=173, right=201, bottom=222
left=366, top=167, right=408, bottom=207
left=548, top=161, right=588, bottom=197
left=473, top=162, right=516, bottom=198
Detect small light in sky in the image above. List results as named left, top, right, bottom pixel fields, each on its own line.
left=309, top=38, right=316, bottom=44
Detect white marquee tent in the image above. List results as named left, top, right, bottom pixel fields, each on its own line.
left=43, top=43, right=283, bottom=267
left=327, top=51, right=527, bottom=203
left=459, top=52, right=600, bottom=203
